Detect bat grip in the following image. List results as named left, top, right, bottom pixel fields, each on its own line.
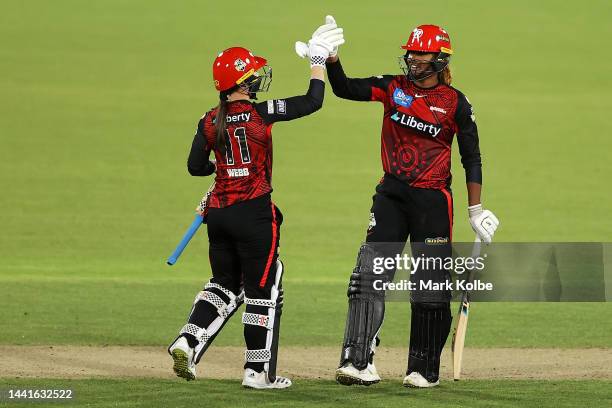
left=167, top=214, right=204, bottom=265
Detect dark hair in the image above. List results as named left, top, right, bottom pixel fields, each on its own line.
left=215, top=98, right=228, bottom=155
left=215, top=86, right=241, bottom=154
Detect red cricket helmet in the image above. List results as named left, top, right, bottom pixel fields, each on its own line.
left=212, top=46, right=272, bottom=94
left=401, top=24, right=452, bottom=55
left=399, top=25, right=453, bottom=81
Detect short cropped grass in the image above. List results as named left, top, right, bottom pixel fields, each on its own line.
left=1, top=278, right=610, bottom=348
left=1, top=379, right=611, bottom=408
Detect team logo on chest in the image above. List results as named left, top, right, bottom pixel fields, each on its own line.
left=390, top=110, right=442, bottom=138
left=393, top=88, right=414, bottom=108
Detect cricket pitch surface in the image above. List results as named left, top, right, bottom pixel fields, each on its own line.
left=1, top=346, right=610, bottom=380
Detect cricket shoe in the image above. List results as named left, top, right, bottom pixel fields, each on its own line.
left=168, top=336, right=196, bottom=381
left=242, top=369, right=292, bottom=389
left=402, top=372, right=439, bottom=388
left=335, top=363, right=381, bottom=386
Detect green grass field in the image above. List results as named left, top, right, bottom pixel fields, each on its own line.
left=1, top=0, right=611, bottom=406
left=2, top=379, right=611, bottom=408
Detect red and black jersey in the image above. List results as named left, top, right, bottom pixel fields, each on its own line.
left=201, top=101, right=272, bottom=208
left=187, top=79, right=324, bottom=208
left=327, top=59, right=481, bottom=190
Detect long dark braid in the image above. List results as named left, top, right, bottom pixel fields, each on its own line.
left=215, top=96, right=229, bottom=155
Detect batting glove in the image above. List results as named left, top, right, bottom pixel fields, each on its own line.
left=308, top=39, right=334, bottom=67
left=295, top=15, right=344, bottom=63
left=324, top=15, right=341, bottom=57
left=468, top=204, right=500, bottom=244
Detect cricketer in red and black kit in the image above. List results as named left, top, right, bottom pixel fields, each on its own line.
left=166, top=39, right=342, bottom=389
left=330, top=24, right=499, bottom=387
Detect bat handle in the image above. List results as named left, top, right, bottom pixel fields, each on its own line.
left=167, top=214, right=204, bottom=266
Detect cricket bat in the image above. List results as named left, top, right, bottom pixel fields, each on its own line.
left=166, top=182, right=215, bottom=266
left=451, top=236, right=482, bottom=380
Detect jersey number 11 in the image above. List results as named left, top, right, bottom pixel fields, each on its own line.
left=224, top=127, right=251, bottom=165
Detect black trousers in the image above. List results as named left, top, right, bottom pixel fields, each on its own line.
left=206, top=194, right=283, bottom=371
left=206, top=193, right=282, bottom=298
left=367, top=174, right=453, bottom=303
left=364, top=174, right=453, bottom=382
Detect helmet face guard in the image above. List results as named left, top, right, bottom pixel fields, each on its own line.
left=399, top=51, right=451, bottom=82
left=239, top=65, right=273, bottom=96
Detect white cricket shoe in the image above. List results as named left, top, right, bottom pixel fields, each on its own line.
left=169, top=336, right=196, bottom=381
left=335, top=363, right=381, bottom=386
left=402, top=372, right=440, bottom=388
left=242, top=369, right=292, bottom=389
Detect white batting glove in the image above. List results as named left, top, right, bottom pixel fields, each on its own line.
left=468, top=204, right=500, bottom=244
left=305, top=30, right=345, bottom=67
left=295, top=41, right=309, bottom=59
left=326, top=16, right=341, bottom=57
left=308, top=39, right=332, bottom=67
left=317, top=15, right=342, bottom=57
left=295, top=15, right=344, bottom=61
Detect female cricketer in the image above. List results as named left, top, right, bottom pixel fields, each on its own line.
left=167, top=22, right=344, bottom=389
left=315, top=23, right=500, bottom=387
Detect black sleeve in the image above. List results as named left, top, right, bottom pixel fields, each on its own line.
left=325, top=58, right=393, bottom=102
left=455, top=91, right=482, bottom=184
left=187, top=117, right=215, bottom=176
left=254, top=79, right=325, bottom=124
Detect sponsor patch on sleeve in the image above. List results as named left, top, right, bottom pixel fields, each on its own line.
left=275, top=99, right=286, bottom=114
left=267, top=100, right=274, bottom=114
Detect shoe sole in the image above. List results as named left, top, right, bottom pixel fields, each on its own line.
left=242, top=384, right=292, bottom=390
left=335, top=372, right=380, bottom=386
left=171, top=349, right=195, bottom=381
left=402, top=381, right=439, bottom=388
left=242, top=382, right=292, bottom=390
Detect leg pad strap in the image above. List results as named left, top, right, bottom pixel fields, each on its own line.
left=180, top=323, right=211, bottom=343
left=242, top=313, right=272, bottom=329
left=245, top=348, right=272, bottom=362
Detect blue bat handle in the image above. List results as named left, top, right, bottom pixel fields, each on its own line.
left=167, top=214, right=204, bottom=265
